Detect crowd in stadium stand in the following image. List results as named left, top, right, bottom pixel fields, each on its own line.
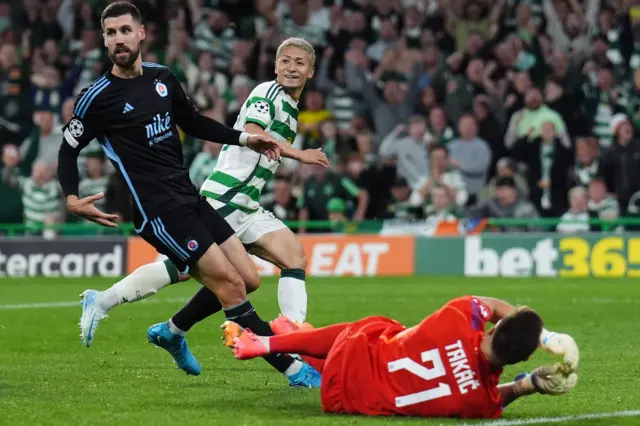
left=1, top=0, right=640, bottom=235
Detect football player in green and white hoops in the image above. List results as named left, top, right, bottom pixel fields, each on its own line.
left=78, top=38, right=329, bottom=387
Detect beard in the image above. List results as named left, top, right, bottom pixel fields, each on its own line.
left=526, top=100, right=542, bottom=110
left=109, top=45, right=140, bottom=68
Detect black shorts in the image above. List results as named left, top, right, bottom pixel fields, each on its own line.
left=137, top=197, right=235, bottom=274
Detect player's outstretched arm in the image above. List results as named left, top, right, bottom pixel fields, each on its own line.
left=498, top=363, right=578, bottom=408
left=245, top=123, right=328, bottom=167
left=176, top=109, right=280, bottom=159
left=172, top=80, right=244, bottom=146
left=171, top=75, right=279, bottom=160
left=59, top=83, right=120, bottom=227
left=280, top=144, right=329, bottom=167
left=58, top=140, right=119, bottom=228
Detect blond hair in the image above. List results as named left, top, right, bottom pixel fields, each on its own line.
left=276, top=37, right=316, bottom=67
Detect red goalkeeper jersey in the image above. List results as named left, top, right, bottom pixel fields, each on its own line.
left=321, top=296, right=504, bottom=418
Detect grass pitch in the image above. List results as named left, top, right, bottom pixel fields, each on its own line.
left=0, top=276, right=639, bottom=426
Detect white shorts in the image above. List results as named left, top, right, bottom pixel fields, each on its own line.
left=207, top=199, right=287, bottom=245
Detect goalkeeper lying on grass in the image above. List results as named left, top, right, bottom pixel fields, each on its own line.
left=222, top=295, right=579, bottom=419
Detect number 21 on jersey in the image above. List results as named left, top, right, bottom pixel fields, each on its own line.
left=387, top=349, right=452, bottom=408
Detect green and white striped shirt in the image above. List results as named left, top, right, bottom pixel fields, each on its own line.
left=189, top=152, right=219, bottom=190
left=588, top=196, right=619, bottom=219
left=193, top=22, right=235, bottom=71
left=503, top=0, right=544, bottom=32
left=426, top=126, right=456, bottom=145
left=557, top=211, right=590, bottom=234
left=326, top=86, right=356, bottom=130
left=78, top=141, right=104, bottom=179
left=200, top=80, right=299, bottom=215
left=595, top=26, right=626, bottom=72
left=278, top=18, right=326, bottom=47
left=17, top=177, right=62, bottom=227
left=630, top=43, right=640, bottom=73
left=79, top=176, right=108, bottom=211
left=592, top=93, right=616, bottom=148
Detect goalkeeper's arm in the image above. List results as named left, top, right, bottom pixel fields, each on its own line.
left=475, top=296, right=580, bottom=370
left=474, top=296, right=517, bottom=324
left=539, top=329, right=580, bottom=370
left=498, top=363, right=579, bottom=408
left=498, top=374, right=540, bottom=408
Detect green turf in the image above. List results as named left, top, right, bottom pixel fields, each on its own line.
left=0, top=276, right=639, bottom=425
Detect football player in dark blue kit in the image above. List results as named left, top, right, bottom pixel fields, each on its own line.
left=57, top=2, right=320, bottom=387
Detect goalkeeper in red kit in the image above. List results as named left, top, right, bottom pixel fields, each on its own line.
left=221, top=296, right=580, bottom=419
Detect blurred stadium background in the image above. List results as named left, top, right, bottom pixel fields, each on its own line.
left=1, top=0, right=640, bottom=425
left=3, top=0, right=640, bottom=241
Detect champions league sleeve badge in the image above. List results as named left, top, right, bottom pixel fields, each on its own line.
left=69, top=118, right=84, bottom=137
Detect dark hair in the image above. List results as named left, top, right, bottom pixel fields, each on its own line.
left=601, top=5, right=616, bottom=15
left=594, top=34, right=609, bottom=45
left=496, top=176, right=516, bottom=188
left=432, top=183, right=448, bottom=192
left=392, top=177, right=408, bottom=188
left=101, top=1, right=142, bottom=30
left=459, top=113, right=477, bottom=125
left=575, top=133, right=596, bottom=141
left=429, top=144, right=449, bottom=156
left=598, top=63, right=615, bottom=73
left=275, top=174, right=292, bottom=184
left=492, top=309, right=543, bottom=365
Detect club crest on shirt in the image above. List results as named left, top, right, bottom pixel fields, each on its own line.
left=187, top=239, right=199, bottom=251
left=155, top=81, right=168, bottom=98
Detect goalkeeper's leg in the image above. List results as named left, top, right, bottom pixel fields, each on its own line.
left=228, top=322, right=350, bottom=362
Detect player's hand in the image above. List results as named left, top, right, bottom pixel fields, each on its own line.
left=299, top=148, right=329, bottom=167
left=246, top=134, right=281, bottom=162
left=66, top=193, right=119, bottom=228
left=532, top=363, right=579, bottom=395
left=540, top=330, right=580, bottom=371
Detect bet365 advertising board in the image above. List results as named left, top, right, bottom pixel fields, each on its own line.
left=416, top=234, right=640, bottom=278
left=1, top=233, right=638, bottom=278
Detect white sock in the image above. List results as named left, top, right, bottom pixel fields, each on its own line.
left=278, top=269, right=307, bottom=323
left=168, top=318, right=186, bottom=336
left=262, top=336, right=271, bottom=352
left=284, top=359, right=303, bottom=377
left=99, top=260, right=178, bottom=311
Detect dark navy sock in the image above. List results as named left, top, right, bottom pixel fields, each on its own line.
left=171, top=287, right=222, bottom=332
left=224, top=300, right=295, bottom=374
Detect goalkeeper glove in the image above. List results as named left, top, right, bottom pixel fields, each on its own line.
left=514, top=363, right=579, bottom=396
left=539, top=329, right=580, bottom=370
